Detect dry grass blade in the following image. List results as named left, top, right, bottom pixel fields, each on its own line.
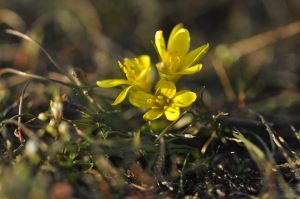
left=17, top=81, right=30, bottom=145
left=1, top=119, right=36, bottom=139
left=231, top=19, right=300, bottom=59
left=234, top=131, right=297, bottom=198
left=5, top=29, right=73, bottom=81
left=0, top=68, right=94, bottom=89
left=211, top=20, right=300, bottom=103
left=210, top=54, right=236, bottom=102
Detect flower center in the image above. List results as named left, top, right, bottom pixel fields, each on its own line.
left=167, top=53, right=181, bottom=71
left=158, top=52, right=181, bottom=75
left=121, top=61, right=150, bottom=92
left=154, top=95, right=171, bottom=110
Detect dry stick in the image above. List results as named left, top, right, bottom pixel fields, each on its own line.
left=1, top=119, right=48, bottom=156
left=0, top=68, right=81, bottom=88
left=210, top=54, right=235, bottom=102
left=233, top=131, right=297, bottom=198
left=216, top=115, right=300, bottom=141
left=5, top=29, right=104, bottom=112
left=255, top=112, right=300, bottom=182
left=17, top=81, right=30, bottom=145
left=233, top=109, right=300, bottom=185
left=201, top=130, right=216, bottom=155
left=0, top=67, right=105, bottom=115
left=230, top=19, right=300, bottom=58
left=1, top=119, right=36, bottom=139
left=71, top=70, right=105, bottom=112
left=212, top=19, right=300, bottom=102
left=5, top=29, right=72, bottom=80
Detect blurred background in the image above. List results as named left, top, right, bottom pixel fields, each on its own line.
left=1, top=0, right=300, bottom=122
left=2, top=1, right=300, bottom=198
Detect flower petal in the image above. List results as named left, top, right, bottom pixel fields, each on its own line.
left=135, top=73, right=152, bottom=92
left=129, top=55, right=151, bottom=72
left=176, top=64, right=202, bottom=75
left=164, top=106, right=180, bottom=121
left=112, top=85, right=133, bottom=105
left=143, top=109, right=163, bottom=121
left=155, top=79, right=176, bottom=98
left=97, top=79, right=130, bottom=88
left=138, top=55, right=151, bottom=69
left=136, top=67, right=150, bottom=81
left=135, top=59, right=152, bottom=83
left=168, top=23, right=184, bottom=44
left=155, top=31, right=166, bottom=59
left=129, top=90, right=154, bottom=109
left=172, top=90, right=197, bottom=107
left=168, top=28, right=190, bottom=57
left=182, top=43, right=209, bottom=68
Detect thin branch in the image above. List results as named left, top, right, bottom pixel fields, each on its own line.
left=5, top=29, right=105, bottom=112
left=210, top=54, right=236, bottom=102
left=0, top=67, right=96, bottom=89
left=217, top=115, right=300, bottom=141
left=17, top=81, right=30, bottom=145
left=1, top=119, right=36, bottom=139
left=5, top=29, right=73, bottom=80
left=210, top=20, right=300, bottom=102
left=230, top=19, right=300, bottom=59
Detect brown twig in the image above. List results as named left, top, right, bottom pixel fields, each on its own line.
left=5, top=29, right=104, bottom=112
left=216, top=116, right=300, bottom=143
left=211, top=20, right=300, bottom=102
left=1, top=119, right=36, bottom=139
left=230, top=19, right=300, bottom=59
left=17, top=81, right=31, bottom=145
left=210, top=54, right=236, bottom=102
left=0, top=68, right=96, bottom=89
left=5, top=29, right=71, bottom=79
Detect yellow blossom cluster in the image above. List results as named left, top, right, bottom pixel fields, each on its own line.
left=97, top=24, right=209, bottom=121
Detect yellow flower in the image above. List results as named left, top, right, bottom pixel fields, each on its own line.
left=129, top=79, right=197, bottom=121
left=155, top=24, right=209, bottom=81
left=97, top=55, right=152, bottom=105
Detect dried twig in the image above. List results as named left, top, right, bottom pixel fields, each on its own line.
left=17, top=81, right=30, bottom=145
left=230, top=19, right=300, bottom=59
left=0, top=68, right=96, bottom=89
left=5, top=29, right=70, bottom=79
left=211, top=20, right=300, bottom=102
left=210, top=54, right=236, bottom=102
